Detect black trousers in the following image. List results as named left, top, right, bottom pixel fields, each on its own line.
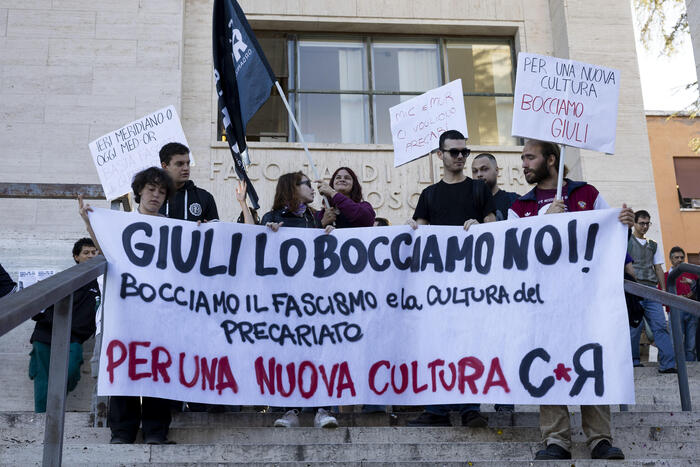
left=108, top=396, right=171, bottom=442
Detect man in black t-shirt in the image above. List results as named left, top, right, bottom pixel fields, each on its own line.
left=408, top=130, right=496, bottom=428
left=411, top=132, right=496, bottom=229
left=471, top=152, right=520, bottom=221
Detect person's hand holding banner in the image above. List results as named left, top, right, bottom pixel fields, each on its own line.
left=91, top=208, right=634, bottom=407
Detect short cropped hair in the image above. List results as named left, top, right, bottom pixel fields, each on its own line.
left=439, top=130, right=466, bottom=150
left=669, top=246, right=685, bottom=258
left=131, top=167, right=175, bottom=204
left=159, top=142, right=190, bottom=165
left=474, top=153, right=497, bottom=166
left=634, top=210, right=651, bottom=222
left=72, top=237, right=95, bottom=262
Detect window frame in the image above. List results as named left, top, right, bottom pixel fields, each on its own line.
left=215, top=32, right=518, bottom=146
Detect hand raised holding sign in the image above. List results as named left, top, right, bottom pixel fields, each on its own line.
left=316, top=180, right=337, bottom=199
left=77, top=194, right=101, bottom=253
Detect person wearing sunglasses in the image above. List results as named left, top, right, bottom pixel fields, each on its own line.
left=261, top=172, right=323, bottom=230
left=407, top=130, right=497, bottom=429
left=409, top=130, right=497, bottom=232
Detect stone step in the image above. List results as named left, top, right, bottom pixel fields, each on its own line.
left=3, top=410, right=700, bottom=430
left=2, top=425, right=698, bottom=445
left=49, top=461, right=698, bottom=467
left=2, top=440, right=699, bottom=464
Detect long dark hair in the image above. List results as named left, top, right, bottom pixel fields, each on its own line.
left=330, top=167, right=363, bottom=203
left=272, top=171, right=309, bottom=212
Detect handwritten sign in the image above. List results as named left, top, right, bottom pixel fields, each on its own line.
left=88, top=105, right=193, bottom=200
left=511, top=53, right=620, bottom=154
left=91, top=208, right=634, bottom=406
left=390, top=80, right=468, bottom=167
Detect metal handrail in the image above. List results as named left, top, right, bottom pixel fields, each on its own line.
left=0, top=257, right=107, bottom=337
left=624, top=262, right=700, bottom=412
left=666, top=263, right=700, bottom=412
left=0, top=256, right=107, bottom=466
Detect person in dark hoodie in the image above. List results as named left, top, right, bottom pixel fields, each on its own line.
left=158, top=142, right=219, bottom=222
left=28, top=237, right=100, bottom=413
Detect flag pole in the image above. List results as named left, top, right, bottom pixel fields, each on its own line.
left=274, top=80, right=330, bottom=209
left=555, top=145, right=566, bottom=200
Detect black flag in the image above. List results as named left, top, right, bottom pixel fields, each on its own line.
left=213, top=0, right=276, bottom=210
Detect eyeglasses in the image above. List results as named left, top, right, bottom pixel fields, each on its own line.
left=297, top=180, right=312, bottom=188
left=440, top=148, right=471, bottom=158
left=637, top=221, right=651, bottom=227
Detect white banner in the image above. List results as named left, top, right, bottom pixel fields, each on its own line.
left=390, top=80, right=468, bottom=167
left=511, top=53, right=620, bottom=154
left=92, top=208, right=634, bottom=405
left=88, top=105, right=193, bottom=201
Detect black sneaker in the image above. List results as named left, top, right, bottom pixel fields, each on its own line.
left=633, top=363, right=644, bottom=367
left=109, top=436, right=132, bottom=444
left=144, top=435, right=176, bottom=445
left=659, top=368, right=678, bottom=374
left=461, top=410, right=488, bottom=427
left=591, top=440, right=625, bottom=460
left=495, top=404, right=514, bottom=413
left=407, top=411, right=451, bottom=427
left=534, top=443, right=572, bottom=460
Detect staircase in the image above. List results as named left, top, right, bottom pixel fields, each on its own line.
left=1, top=322, right=699, bottom=465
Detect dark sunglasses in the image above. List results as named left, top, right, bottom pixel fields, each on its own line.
left=297, top=179, right=312, bottom=188
left=441, top=148, right=471, bottom=158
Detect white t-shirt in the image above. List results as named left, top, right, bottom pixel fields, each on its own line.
left=633, top=236, right=664, bottom=265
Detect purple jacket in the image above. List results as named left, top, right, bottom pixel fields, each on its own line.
left=317, top=192, right=375, bottom=228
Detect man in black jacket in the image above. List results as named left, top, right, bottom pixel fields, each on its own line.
left=159, top=142, right=229, bottom=413
left=158, top=142, right=219, bottom=222
left=29, top=238, right=100, bottom=412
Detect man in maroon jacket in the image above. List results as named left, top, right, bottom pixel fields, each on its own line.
left=509, top=139, right=634, bottom=461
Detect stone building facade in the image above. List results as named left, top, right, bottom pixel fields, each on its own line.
left=0, top=0, right=660, bottom=276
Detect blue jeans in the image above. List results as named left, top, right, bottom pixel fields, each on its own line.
left=630, top=298, right=676, bottom=370
left=425, top=404, right=480, bottom=416
left=669, top=309, right=698, bottom=361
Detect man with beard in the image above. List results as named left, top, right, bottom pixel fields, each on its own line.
left=471, top=152, right=520, bottom=221
left=509, top=139, right=633, bottom=461
left=471, top=152, right=517, bottom=416
left=407, top=130, right=497, bottom=428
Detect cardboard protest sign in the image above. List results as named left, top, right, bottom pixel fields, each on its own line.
left=512, top=53, right=620, bottom=154
left=390, top=80, right=468, bottom=167
left=88, top=105, right=193, bottom=201
left=91, top=208, right=633, bottom=406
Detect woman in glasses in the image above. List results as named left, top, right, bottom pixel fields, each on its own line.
left=316, top=167, right=375, bottom=229
left=261, top=172, right=321, bottom=230
left=260, top=172, right=337, bottom=428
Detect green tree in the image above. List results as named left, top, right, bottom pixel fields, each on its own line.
left=634, top=0, right=699, bottom=150
left=635, top=0, right=689, bottom=56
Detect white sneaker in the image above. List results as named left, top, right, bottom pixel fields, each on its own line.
left=314, top=408, right=338, bottom=428
left=274, top=409, right=300, bottom=428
